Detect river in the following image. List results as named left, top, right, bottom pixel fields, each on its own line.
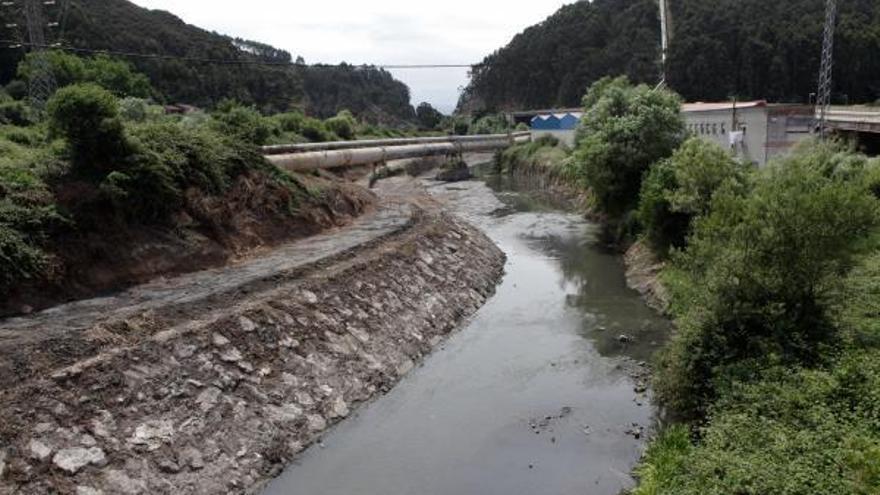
left=263, top=171, right=671, bottom=495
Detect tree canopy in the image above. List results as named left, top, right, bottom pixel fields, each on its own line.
left=459, top=0, right=880, bottom=113
left=0, top=0, right=416, bottom=122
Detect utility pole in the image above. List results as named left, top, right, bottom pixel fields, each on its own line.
left=816, top=0, right=838, bottom=138
left=658, top=0, right=672, bottom=86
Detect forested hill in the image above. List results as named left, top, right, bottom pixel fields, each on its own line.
left=0, top=0, right=415, bottom=122
left=458, top=0, right=880, bottom=113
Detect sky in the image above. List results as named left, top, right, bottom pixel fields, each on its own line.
left=129, top=0, right=573, bottom=114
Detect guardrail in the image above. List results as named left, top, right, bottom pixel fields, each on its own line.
left=262, top=132, right=531, bottom=155
left=265, top=133, right=531, bottom=172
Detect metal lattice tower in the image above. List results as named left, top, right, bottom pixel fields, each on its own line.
left=816, top=0, right=838, bottom=138
left=23, top=0, right=56, bottom=111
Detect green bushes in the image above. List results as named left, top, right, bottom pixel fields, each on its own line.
left=299, top=117, right=335, bottom=142
left=0, top=159, right=65, bottom=294
left=324, top=110, right=357, bottom=140
left=496, top=136, right=565, bottom=175
left=209, top=101, right=276, bottom=146
left=47, top=83, right=130, bottom=174
left=638, top=138, right=748, bottom=256
left=0, top=99, right=33, bottom=126
left=637, top=352, right=880, bottom=495
left=655, top=150, right=880, bottom=416
left=470, top=114, right=509, bottom=135
left=570, top=76, right=684, bottom=216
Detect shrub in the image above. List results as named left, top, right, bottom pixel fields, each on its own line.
left=273, top=111, right=306, bottom=133
left=638, top=138, right=748, bottom=255
left=5, top=80, right=27, bottom=100
left=638, top=353, right=880, bottom=495
left=209, top=101, right=275, bottom=146
left=0, top=100, right=33, bottom=126
left=452, top=117, right=470, bottom=136
left=47, top=83, right=130, bottom=174
left=119, top=97, right=150, bottom=122
left=655, top=147, right=880, bottom=416
left=300, top=117, right=334, bottom=142
left=470, top=114, right=508, bottom=135
left=324, top=110, right=357, bottom=140
left=571, top=76, right=684, bottom=217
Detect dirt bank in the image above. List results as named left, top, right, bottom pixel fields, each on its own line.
left=2, top=171, right=375, bottom=318
left=623, top=241, right=670, bottom=315
left=0, top=186, right=505, bottom=494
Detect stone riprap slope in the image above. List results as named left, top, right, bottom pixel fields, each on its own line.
left=0, top=206, right=505, bottom=494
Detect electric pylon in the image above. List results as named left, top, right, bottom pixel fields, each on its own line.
left=816, top=0, right=838, bottom=138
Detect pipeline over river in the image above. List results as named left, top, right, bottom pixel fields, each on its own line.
left=264, top=133, right=531, bottom=172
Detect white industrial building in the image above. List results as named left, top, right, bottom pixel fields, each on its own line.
left=681, top=101, right=814, bottom=166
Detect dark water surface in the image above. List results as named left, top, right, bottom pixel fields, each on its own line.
left=263, top=175, right=671, bottom=495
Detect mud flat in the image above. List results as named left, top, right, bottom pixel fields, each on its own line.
left=0, top=181, right=505, bottom=494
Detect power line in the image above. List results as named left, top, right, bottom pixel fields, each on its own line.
left=0, top=40, right=481, bottom=69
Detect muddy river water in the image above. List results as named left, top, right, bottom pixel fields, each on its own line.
left=263, top=173, right=671, bottom=495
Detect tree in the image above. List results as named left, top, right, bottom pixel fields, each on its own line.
left=415, top=102, right=443, bottom=130
left=639, top=137, right=748, bottom=255
left=571, top=76, right=684, bottom=216
left=17, top=51, right=153, bottom=98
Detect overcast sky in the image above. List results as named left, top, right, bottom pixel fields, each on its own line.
left=129, top=0, right=573, bottom=113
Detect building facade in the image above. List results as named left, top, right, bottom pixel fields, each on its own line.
left=529, top=111, right=583, bottom=146
left=682, top=101, right=813, bottom=166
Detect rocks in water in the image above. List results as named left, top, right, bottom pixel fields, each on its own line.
left=53, top=447, right=106, bottom=474
left=617, top=334, right=634, bottom=344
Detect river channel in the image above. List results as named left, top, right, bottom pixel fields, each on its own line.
left=263, top=171, right=671, bottom=495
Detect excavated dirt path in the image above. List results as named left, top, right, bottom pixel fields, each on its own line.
left=0, top=176, right=506, bottom=494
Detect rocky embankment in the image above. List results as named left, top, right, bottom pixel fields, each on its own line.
left=0, top=203, right=505, bottom=494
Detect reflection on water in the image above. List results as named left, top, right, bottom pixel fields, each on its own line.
left=486, top=173, right=671, bottom=363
